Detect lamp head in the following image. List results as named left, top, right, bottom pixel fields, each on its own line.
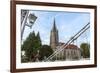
left=26, top=13, right=37, bottom=28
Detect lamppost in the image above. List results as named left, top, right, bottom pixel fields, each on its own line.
left=21, top=10, right=37, bottom=41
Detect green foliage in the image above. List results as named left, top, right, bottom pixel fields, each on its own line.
left=21, top=31, right=54, bottom=62
left=34, top=32, right=41, bottom=49
left=80, top=43, right=90, bottom=58
left=21, top=31, right=42, bottom=62
left=39, top=45, right=53, bottom=61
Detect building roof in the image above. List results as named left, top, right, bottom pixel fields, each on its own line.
left=64, top=44, right=79, bottom=49
left=58, top=42, right=65, bottom=46
left=58, top=42, right=79, bottom=49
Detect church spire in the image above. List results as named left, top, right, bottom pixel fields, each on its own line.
left=50, top=19, right=59, bottom=49
left=52, top=19, right=57, bottom=31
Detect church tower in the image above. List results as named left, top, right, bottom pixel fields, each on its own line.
left=50, top=20, right=59, bottom=50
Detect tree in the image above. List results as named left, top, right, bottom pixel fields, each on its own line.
left=21, top=31, right=42, bottom=62
left=21, top=31, right=35, bottom=50
left=39, top=45, right=53, bottom=61
left=34, top=32, right=41, bottom=49
left=80, top=43, right=90, bottom=58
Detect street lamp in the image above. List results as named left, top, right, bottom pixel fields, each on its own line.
left=21, top=10, right=37, bottom=41
left=27, top=13, right=37, bottom=28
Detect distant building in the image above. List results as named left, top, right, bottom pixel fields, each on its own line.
left=64, top=44, right=81, bottom=60
left=50, top=19, right=82, bottom=60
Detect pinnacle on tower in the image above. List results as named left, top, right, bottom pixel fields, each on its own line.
left=52, top=19, right=57, bottom=31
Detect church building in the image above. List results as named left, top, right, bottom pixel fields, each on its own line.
left=50, top=19, right=82, bottom=60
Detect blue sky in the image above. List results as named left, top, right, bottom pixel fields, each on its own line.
left=22, top=10, right=90, bottom=47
